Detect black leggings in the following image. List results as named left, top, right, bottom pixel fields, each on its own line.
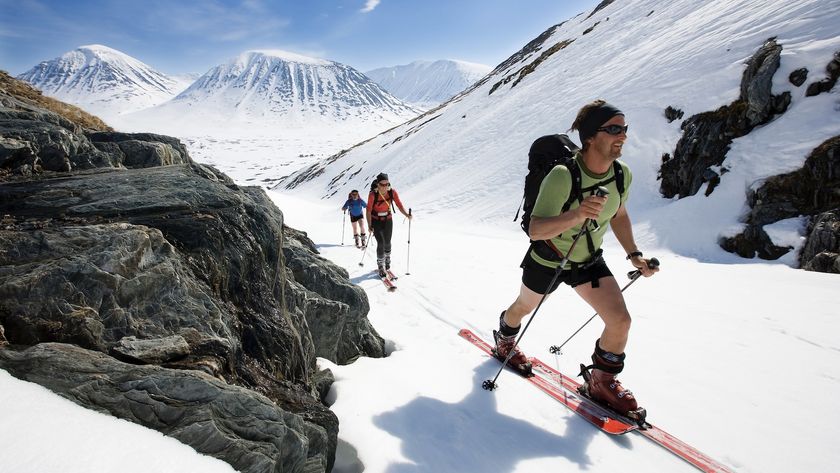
left=371, top=218, right=393, bottom=259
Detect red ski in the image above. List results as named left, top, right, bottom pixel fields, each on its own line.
left=458, top=328, right=637, bottom=435
left=460, top=329, right=734, bottom=473
left=376, top=270, right=397, bottom=291
left=530, top=356, right=734, bottom=473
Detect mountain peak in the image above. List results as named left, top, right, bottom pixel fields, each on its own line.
left=240, top=50, right=332, bottom=66
left=365, top=59, right=491, bottom=107
left=18, top=45, right=191, bottom=118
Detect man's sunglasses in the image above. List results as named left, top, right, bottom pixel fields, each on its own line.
left=597, top=124, right=629, bottom=135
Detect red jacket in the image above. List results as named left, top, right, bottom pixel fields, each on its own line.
left=367, top=188, right=406, bottom=220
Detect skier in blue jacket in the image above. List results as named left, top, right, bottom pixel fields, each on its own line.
left=342, top=190, right=368, bottom=248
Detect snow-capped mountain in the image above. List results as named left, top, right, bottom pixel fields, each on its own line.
left=17, top=44, right=191, bottom=119
left=365, top=60, right=491, bottom=108
left=123, top=50, right=420, bottom=135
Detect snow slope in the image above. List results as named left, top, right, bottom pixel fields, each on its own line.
left=285, top=0, right=840, bottom=265
left=17, top=44, right=191, bottom=119
left=366, top=59, right=492, bottom=109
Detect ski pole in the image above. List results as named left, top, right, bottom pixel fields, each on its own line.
left=406, top=208, right=412, bottom=275
left=549, top=257, right=660, bottom=356
left=341, top=210, right=346, bottom=246
left=483, top=187, right=609, bottom=391
left=358, top=232, right=370, bottom=267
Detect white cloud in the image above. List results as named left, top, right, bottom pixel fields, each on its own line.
left=360, top=0, right=380, bottom=13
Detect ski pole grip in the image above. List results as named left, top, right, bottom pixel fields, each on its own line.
left=409, top=208, right=412, bottom=216
left=627, top=257, right=660, bottom=279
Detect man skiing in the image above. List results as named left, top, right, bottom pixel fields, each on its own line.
left=342, top=190, right=368, bottom=248
left=366, top=173, right=412, bottom=277
left=494, top=100, right=658, bottom=418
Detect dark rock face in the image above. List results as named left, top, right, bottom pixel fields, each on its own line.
left=789, top=68, right=808, bottom=87
left=805, top=51, right=840, bottom=97
left=0, top=109, right=191, bottom=175
left=284, top=227, right=385, bottom=363
left=800, top=210, right=840, bottom=273
left=664, top=106, right=684, bottom=123
left=743, top=137, right=840, bottom=227
left=0, top=343, right=322, bottom=473
left=719, top=135, right=840, bottom=263
left=0, top=74, right=386, bottom=471
left=659, top=39, right=790, bottom=199
left=718, top=224, right=792, bottom=260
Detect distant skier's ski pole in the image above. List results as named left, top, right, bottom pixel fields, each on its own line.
left=406, top=208, right=412, bottom=275
left=358, top=234, right=371, bottom=267
left=483, top=187, right=609, bottom=391
left=341, top=210, right=346, bottom=246
left=549, top=257, right=660, bottom=356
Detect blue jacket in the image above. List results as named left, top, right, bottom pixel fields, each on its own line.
left=342, top=198, right=367, bottom=217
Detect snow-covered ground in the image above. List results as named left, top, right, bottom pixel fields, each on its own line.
left=272, top=193, right=838, bottom=473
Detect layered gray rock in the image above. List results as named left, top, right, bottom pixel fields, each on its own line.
left=0, top=343, right=323, bottom=473
left=284, top=226, right=385, bottom=363
left=1, top=72, right=386, bottom=472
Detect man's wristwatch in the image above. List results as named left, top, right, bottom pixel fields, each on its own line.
left=626, top=251, right=643, bottom=260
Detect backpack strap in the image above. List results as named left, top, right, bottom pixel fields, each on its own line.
left=612, top=161, right=625, bottom=197
left=561, top=164, right=582, bottom=213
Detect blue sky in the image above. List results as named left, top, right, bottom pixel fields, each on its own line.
left=1, top=0, right=599, bottom=75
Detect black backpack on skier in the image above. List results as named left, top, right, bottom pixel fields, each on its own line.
left=515, top=134, right=626, bottom=238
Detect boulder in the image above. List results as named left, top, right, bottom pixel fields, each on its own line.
left=0, top=72, right=386, bottom=471
left=0, top=343, right=325, bottom=473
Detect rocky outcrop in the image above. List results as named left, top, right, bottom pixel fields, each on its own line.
left=659, top=38, right=791, bottom=199
left=284, top=227, right=385, bottom=363
left=800, top=210, right=840, bottom=272
left=719, top=135, right=840, bottom=262
left=805, top=51, right=840, bottom=97
left=0, top=343, right=324, bottom=473
left=0, top=73, right=386, bottom=471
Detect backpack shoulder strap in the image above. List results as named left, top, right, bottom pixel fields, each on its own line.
left=612, top=161, right=625, bottom=197
left=561, top=162, right=582, bottom=213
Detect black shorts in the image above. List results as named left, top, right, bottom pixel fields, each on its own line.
left=521, top=252, right=613, bottom=294
left=350, top=214, right=364, bottom=223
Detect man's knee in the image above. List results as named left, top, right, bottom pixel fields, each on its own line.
left=605, top=310, right=632, bottom=333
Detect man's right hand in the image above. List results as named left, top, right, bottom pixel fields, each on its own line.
left=576, top=195, right=606, bottom=221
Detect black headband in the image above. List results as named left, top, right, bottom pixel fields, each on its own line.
left=579, top=103, right=624, bottom=145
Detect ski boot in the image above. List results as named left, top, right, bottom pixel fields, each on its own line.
left=492, top=330, right=532, bottom=376
left=360, top=233, right=367, bottom=248
left=377, top=264, right=387, bottom=278
left=578, top=364, right=647, bottom=426
left=354, top=234, right=361, bottom=248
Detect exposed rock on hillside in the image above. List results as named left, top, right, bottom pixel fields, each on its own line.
left=800, top=209, right=840, bottom=272
left=0, top=73, right=385, bottom=472
left=659, top=38, right=791, bottom=199
left=720, top=136, right=840, bottom=263
left=0, top=343, right=322, bottom=473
